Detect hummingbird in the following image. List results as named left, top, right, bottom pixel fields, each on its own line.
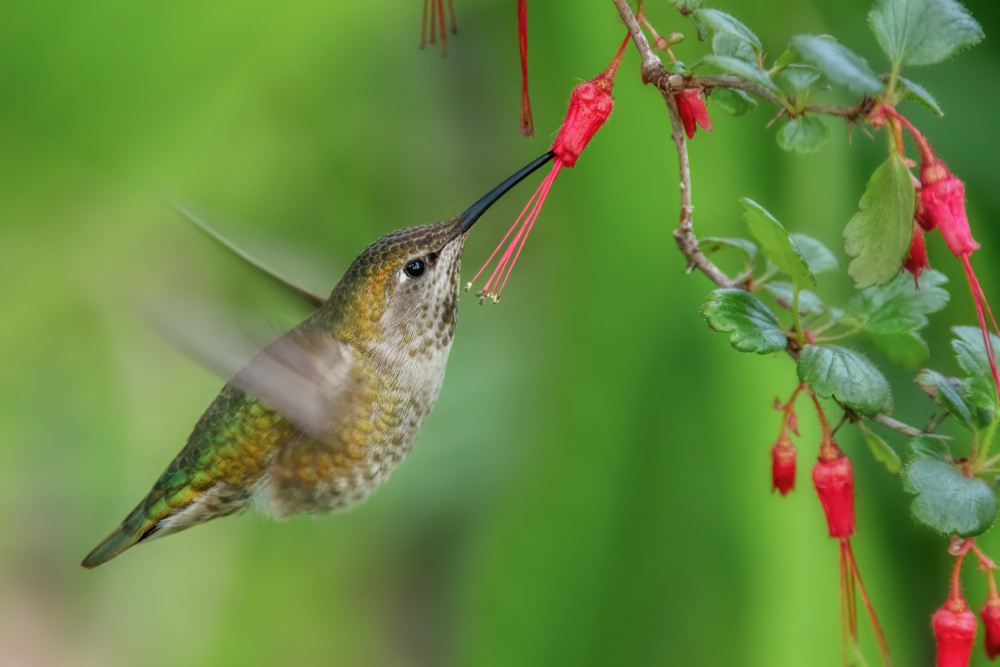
left=82, top=151, right=555, bottom=568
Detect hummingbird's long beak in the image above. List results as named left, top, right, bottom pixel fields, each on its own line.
left=449, top=151, right=555, bottom=242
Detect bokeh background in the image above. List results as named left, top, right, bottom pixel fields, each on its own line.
left=3, top=0, right=1000, bottom=665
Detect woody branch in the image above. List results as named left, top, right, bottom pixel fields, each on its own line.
left=610, top=0, right=922, bottom=440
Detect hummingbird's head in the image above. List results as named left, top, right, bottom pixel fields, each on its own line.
left=323, top=217, right=470, bottom=356
left=324, top=152, right=555, bottom=350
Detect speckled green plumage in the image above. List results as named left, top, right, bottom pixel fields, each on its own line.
left=83, top=219, right=465, bottom=568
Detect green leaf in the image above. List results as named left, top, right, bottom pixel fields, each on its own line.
left=776, top=116, right=830, bottom=154
left=843, top=154, right=915, bottom=288
left=701, top=289, right=788, bottom=354
left=916, top=368, right=991, bottom=430
left=699, top=55, right=781, bottom=94
left=847, top=269, right=949, bottom=334
left=764, top=281, right=825, bottom=315
left=952, top=325, right=1000, bottom=408
left=665, top=60, right=689, bottom=75
left=858, top=422, right=902, bottom=474
left=773, top=49, right=799, bottom=71
left=790, top=35, right=884, bottom=95
left=869, top=0, right=984, bottom=67
left=797, top=344, right=893, bottom=416
left=899, top=76, right=944, bottom=116
left=741, top=198, right=815, bottom=291
left=903, top=458, right=997, bottom=536
left=667, top=0, right=705, bottom=9
left=907, top=434, right=952, bottom=461
left=709, top=88, right=757, bottom=115
left=712, top=32, right=756, bottom=62
left=692, top=9, right=762, bottom=56
left=789, top=234, right=839, bottom=274
left=700, top=236, right=757, bottom=263
left=777, top=65, right=821, bottom=100
left=869, top=331, right=929, bottom=368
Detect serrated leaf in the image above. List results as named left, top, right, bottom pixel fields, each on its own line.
left=777, top=65, right=822, bottom=99
left=869, top=0, right=984, bottom=67
left=903, top=458, right=997, bottom=536
left=710, top=88, right=757, bottom=115
left=847, top=269, right=949, bottom=334
left=699, top=55, right=781, bottom=94
left=712, top=32, right=756, bottom=62
left=843, top=154, right=915, bottom=288
left=741, top=198, right=815, bottom=291
left=701, top=289, right=788, bottom=354
left=952, top=325, right=1000, bottom=408
left=797, top=344, right=893, bottom=416
left=764, top=281, right=825, bottom=315
left=916, top=368, right=991, bottom=430
left=899, top=76, right=944, bottom=116
left=700, top=236, right=758, bottom=261
left=790, top=34, right=884, bottom=95
left=869, top=331, right=929, bottom=368
left=907, top=434, right=952, bottom=461
left=777, top=116, right=830, bottom=154
left=789, top=234, right=839, bottom=274
left=858, top=422, right=901, bottom=474
left=692, top=9, right=762, bottom=57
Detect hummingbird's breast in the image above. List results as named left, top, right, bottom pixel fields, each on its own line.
left=252, top=260, right=461, bottom=518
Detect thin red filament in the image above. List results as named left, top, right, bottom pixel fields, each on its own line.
left=518, top=0, right=534, bottom=137
left=962, top=255, right=1000, bottom=399
left=467, top=162, right=563, bottom=302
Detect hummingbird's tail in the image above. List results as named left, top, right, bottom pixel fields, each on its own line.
left=81, top=504, right=161, bottom=569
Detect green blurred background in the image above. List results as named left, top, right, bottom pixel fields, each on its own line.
left=2, top=0, right=1000, bottom=665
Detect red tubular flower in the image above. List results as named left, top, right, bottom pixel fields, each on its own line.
left=905, top=223, right=930, bottom=286
left=934, top=606, right=977, bottom=667
left=518, top=0, right=533, bottom=137
left=883, top=106, right=1000, bottom=401
left=420, top=0, right=457, bottom=55
left=771, top=435, right=796, bottom=496
left=981, top=570, right=1000, bottom=660
left=813, top=450, right=855, bottom=538
left=673, top=88, right=712, bottom=139
left=808, top=395, right=890, bottom=665
left=467, top=33, right=631, bottom=303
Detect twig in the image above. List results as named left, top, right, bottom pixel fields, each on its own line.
left=610, top=0, right=921, bottom=441
left=870, top=413, right=924, bottom=438
left=612, top=0, right=661, bottom=73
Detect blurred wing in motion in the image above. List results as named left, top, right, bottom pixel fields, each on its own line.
left=140, top=297, right=357, bottom=442
left=230, top=327, right=358, bottom=443
left=166, top=196, right=328, bottom=309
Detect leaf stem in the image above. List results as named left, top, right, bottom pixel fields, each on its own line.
left=975, top=412, right=1000, bottom=469
left=792, top=287, right=805, bottom=344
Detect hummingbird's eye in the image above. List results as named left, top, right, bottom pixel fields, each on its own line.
left=404, top=259, right=426, bottom=279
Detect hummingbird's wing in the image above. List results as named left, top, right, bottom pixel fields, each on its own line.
left=143, top=298, right=358, bottom=443
left=229, top=328, right=359, bottom=444
left=166, top=197, right=328, bottom=308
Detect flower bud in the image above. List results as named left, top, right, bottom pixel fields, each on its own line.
left=982, top=601, right=1000, bottom=660
left=904, top=223, right=930, bottom=285
left=771, top=437, right=796, bottom=496
left=672, top=88, right=712, bottom=140
left=981, top=571, right=1000, bottom=660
